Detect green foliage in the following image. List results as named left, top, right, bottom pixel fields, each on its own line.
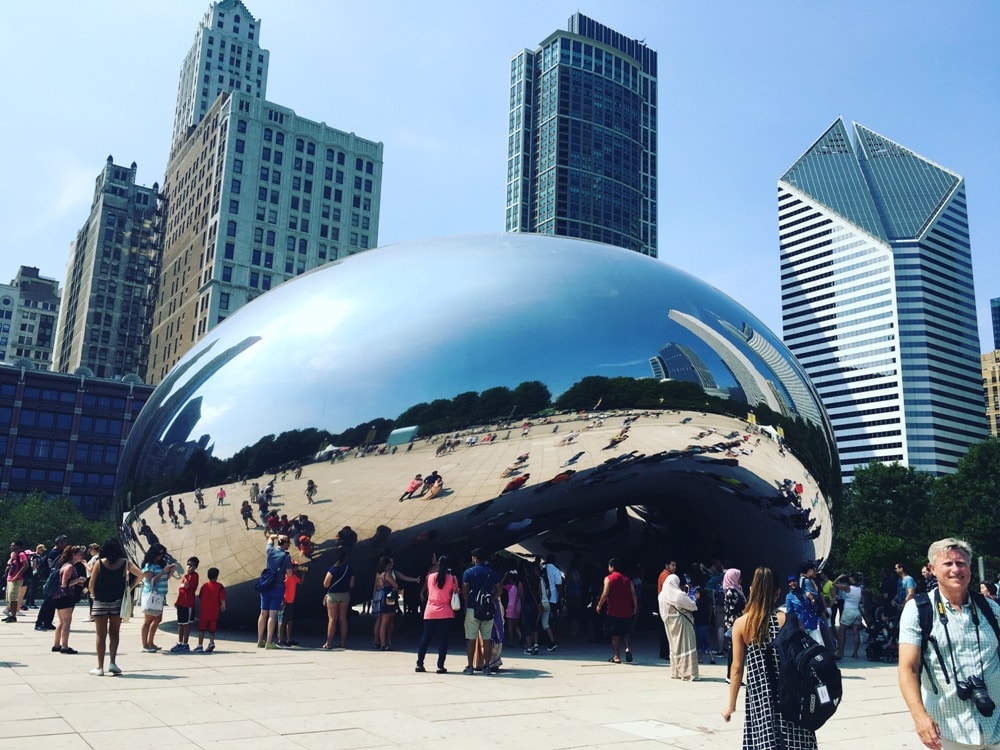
left=831, top=441, right=1000, bottom=582
left=0, top=492, right=116, bottom=549
left=552, top=375, right=728, bottom=413
left=393, top=381, right=553, bottom=435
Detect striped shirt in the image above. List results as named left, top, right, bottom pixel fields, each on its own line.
left=899, top=590, right=1000, bottom=746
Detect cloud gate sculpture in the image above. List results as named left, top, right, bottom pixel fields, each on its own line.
left=116, top=234, right=838, bottom=625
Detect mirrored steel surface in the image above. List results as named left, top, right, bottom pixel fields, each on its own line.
left=116, top=234, right=838, bottom=624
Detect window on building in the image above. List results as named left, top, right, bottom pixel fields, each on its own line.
left=219, top=292, right=230, bottom=311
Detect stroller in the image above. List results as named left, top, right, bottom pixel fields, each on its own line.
left=865, top=605, right=899, bottom=663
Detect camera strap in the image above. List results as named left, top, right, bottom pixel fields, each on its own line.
left=937, top=590, right=986, bottom=685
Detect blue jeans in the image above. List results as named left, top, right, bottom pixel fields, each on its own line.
left=416, top=617, right=452, bottom=669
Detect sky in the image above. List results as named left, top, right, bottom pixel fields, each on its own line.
left=1, top=1, right=998, bottom=350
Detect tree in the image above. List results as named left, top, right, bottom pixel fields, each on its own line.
left=0, top=492, right=116, bottom=550
left=830, top=462, right=936, bottom=575
left=929, top=438, right=1000, bottom=564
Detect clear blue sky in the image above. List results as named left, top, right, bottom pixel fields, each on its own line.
left=1, top=1, right=997, bottom=349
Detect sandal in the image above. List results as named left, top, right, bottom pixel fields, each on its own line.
left=608, top=657, right=621, bottom=664
left=321, top=643, right=332, bottom=649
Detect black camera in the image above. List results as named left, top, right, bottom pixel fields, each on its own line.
left=956, top=675, right=996, bottom=717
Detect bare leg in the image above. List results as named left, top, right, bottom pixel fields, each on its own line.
left=94, top=615, right=108, bottom=668
left=108, top=616, right=121, bottom=664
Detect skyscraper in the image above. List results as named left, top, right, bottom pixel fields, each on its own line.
left=149, top=2, right=382, bottom=385
left=53, top=158, right=164, bottom=380
left=171, top=0, right=269, bottom=154
left=991, top=297, right=1000, bottom=350
left=779, top=119, right=986, bottom=481
left=0, top=266, right=61, bottom=369
left=506, top=13, right=657, bottom=257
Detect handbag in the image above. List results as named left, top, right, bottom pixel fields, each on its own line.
left=141, top=590, right=165, bottom=614
left=119, top=564, right=134, bottom=622
left=451, top=590, right=462, bottom=611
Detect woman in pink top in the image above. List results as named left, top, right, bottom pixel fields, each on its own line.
left=414, top=555, right=458, bottom=674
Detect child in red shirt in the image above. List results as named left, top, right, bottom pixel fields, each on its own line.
left=171, top=557, right=200, bottom=652
left=195, top=567, right=226, bottom=652
left=278, top=564, right=304, bottom=647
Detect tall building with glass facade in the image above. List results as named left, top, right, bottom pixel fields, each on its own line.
left=991, top=297, right=1000, bottom=350
left=506, top=13, right=657, bottom=257
left=779, top=119, right=986, bottom=481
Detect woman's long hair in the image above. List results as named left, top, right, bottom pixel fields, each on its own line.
left=376, top=555, right=391, bottom=574
left=141, top=544, right=167, bottom=567
left=744, top=567, right=778, bottom=646
left=435, top=555, right=450, bottom=589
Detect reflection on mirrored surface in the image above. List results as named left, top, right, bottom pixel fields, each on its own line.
left=116, top=234, right=839, bottom=624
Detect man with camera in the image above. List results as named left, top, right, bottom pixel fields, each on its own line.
left=899, top=538, right=1000, bottom=750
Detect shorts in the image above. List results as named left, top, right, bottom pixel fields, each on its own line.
left=53, top=595, right=76, bottom=611
left=604, top=615, right=632, bottom=637
left=176, top=605, right=194, bottom=625
left=260, top=583, right=285, bottom=612
left=540, top=602, right=552, bottom=630
left=91, top=599, right=123, bottom=618
left=198, top=616, right=218, bottom=633
left=840, top=607, right=862, bottom=627
left=278, top=601, right=295, bottom=624
left=464, top=608, right=493, bottom=640
left=6, top=580, right=22, bottom=602
left=326, top=592, right=350, bottom=604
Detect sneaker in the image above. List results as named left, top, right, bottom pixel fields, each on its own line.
left=205, top=643, right=215, bottom=653
left=2, top=616, right=16, bottom=623
left=89, top=667, right=104, bottom=676
left=60, top=647, right=78, bottom=654
left=436, top=667, right=448, bottom=674
left=415, top=664, right=426, bottom=673
left=547, top=643, right=558, bottom=652
left=482, top=667, right=492, bottom=676
left=107, top=663, right=122, bottom=675
left=192, top=645, right=204, bottom=653
left=462, top=666, right=475, bottom=675
left=257, top=642, right=265, bottom=648
left=532, top=645, right=539, bottom=654
left=523, top=648, right=534, bottom=655
left=170, top=643, right=186, bottom=653
left=142, top=647, right=158, bottom=653
left=265, top=642, right=282, bottom=649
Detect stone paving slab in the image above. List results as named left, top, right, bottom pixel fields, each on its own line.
left=0, top=611, right=922, bottom=748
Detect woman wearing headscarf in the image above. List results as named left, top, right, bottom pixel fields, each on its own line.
left=723, top=567, right=747, bottom=683
left=658, top=573, right=698, bottom=681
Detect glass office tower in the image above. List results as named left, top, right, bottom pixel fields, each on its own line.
left=779, top=119, right=986, bottom=481
left=506, top=13, right=657, bottom=257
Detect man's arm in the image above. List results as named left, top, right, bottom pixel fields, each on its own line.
left=595, top=577, right=610, bottom=612
left=898, top=642, right=941, bottom=750
left=904, top=578, right=916, bottom=604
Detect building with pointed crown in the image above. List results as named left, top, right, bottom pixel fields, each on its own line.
left=778, top=119, right=986, bottom=481
left=171, top=0, right=269, bottom=155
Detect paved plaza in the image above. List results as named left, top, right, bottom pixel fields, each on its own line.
left=0, top=611, right=923, bottom=749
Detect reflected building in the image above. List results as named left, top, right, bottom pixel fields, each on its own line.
left=116, top=234, right=837, bottom=623
left=779, top=119, right=986, bottom=481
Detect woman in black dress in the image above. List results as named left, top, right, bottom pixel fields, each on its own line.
left=721, top=567, right=817, bottom=750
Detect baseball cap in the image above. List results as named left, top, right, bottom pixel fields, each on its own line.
left=54, top=535, right=68, bottom=543
left=786, top=575, right=798, bottom=583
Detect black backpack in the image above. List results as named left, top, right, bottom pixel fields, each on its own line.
left=472, top=586, right=494, bottom=620
left=768, top=610, right=842, bottom=731
left=915, top=590, right=1000, bottom=690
